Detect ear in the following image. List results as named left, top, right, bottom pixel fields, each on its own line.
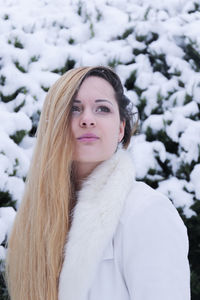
left=118, top=120, right=125, bottom=143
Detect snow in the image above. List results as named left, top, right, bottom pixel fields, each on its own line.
left=0, top=111, right=31, bottom=135
left=142, top=115, right=164, bottom=132
left=179, top=122, right=200, bottom=163
left=171, top=101, right=199, bottom=117
left=191, top=164, right=200, bottom=200
left=129, top=134, right=166, bottom=179
left=0, top=219, right=6, bottom=245
left=157, top=177, right=195, bottom=218
left=0, top=128, right=30, bottom=186
left=0, top=0, right=200, bottom=259
left=0, top=245, right=6, bottom=260
left=166, top=114, right=190, bottom=143
left=0, top=207, right=16, bottom=236
left=135, top=72, right=152, bottom=90
left=0, top=207, right=16, bottom=260
left=142, top=85, right=160, bottom=115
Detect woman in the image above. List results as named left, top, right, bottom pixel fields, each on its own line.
left=6, top=66, right=190, bottom=300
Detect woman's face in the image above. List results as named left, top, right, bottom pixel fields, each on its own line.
left=71, top=76, right=125, bottom=173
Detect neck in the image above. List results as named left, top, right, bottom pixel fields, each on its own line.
left=73, top=161, right=102, bottom=190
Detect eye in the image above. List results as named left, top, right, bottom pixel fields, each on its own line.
left=71, top=105, right=81, bottom=114
left=96, top=106, right=111, bottom=113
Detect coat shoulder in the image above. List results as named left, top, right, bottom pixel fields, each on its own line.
left=116, top=182, right=190, bottom=300
left=119, top=181, right=187, bottom=236
left=120, top=180, right=171, bottom=219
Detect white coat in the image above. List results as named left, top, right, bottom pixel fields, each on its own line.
left=58, top=149, right=190, bottom=300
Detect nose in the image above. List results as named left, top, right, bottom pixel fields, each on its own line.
left=79, top=110, right=96, bottom=128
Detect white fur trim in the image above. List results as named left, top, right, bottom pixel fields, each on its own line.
left=58, top=149, right=135, bottom=300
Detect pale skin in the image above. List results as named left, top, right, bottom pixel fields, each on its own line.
left=70, top=76, right=125, bottom=188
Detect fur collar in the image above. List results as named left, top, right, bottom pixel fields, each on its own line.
left=58, top=149, right=135, bottom=300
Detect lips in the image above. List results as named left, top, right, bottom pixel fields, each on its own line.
left=77, top=133, right=99, bottom=142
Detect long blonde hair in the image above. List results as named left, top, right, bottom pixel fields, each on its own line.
left=6, top=65, right=136, bottom=300
left=6, top=66, right=94, bottom=300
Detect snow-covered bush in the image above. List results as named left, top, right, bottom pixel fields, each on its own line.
left=0, top=0, right=200, bottom=298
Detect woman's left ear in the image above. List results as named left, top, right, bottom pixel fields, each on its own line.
left=118, top=120, right=125, bottom=143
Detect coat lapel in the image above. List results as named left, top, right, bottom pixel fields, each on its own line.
left=58, top=149, right=135, bottom=300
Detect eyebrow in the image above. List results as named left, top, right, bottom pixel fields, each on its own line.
left=73, top=99, right=113, bottom=106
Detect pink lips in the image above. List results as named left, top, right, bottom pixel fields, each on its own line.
left=77, top=133, right=99, bottom=142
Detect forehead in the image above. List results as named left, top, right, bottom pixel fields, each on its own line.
left=76, top=76, right=116, bottom=102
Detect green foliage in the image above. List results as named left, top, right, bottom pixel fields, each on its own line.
left=178, top=199, right=200, bottom=300
left=30, top=55, right=40, bottom=63
left=3, top=14, right=9, bottom=20
left=191, top=271, right=200, bottom=300
left=179, top=38, right=200, bottom=72
left=14, top=99, right=25, bottom=112
left=8, top=37, right=24, bottom=49
left=14, top=38, right=24, bottom=49
left=142, top=176, right=158, bottom=189
left=10, top=130, right=27, bottom=144
left=144, top=6, right=151, bottom=20
left=117, top=28, right=134, bottom=40
left=95, top=7, right=102, bottom=21
left=136, top=32, right=159, bottom=45
left=0, top=75, right=6, bottom=86
left=0, top=87, right=27, bottom=103
left=135, top=35, right=146, bottom=43
left=124, top=70, right=137, bottom=90
left=133, top=47, right=146, bottom=56
left=188, top=2, right=200, bottom=13
left=156, top=157, right=172, bottom=178
left=151, top=92, right=165, bottom=115
left=189, top=108, right=200, bottom=121
left=142, top=154, right=171, bottom=189
left=11, top=158, right=19, bottom=177
left=89, top=22, right=95, bottom=38
left=108, top=58, right=121, bottom=69
left=137, top=97, right=147, bottom=121
left=178, top=79, right=185, bottom=88
left=148, top=52, right=170, bottom=79
left=184, top=93, right=193, bottom=105
left=77, top=0, right=83, bottom=16
left=52, top=59, right=75, bottom=75
left=176, top=161, right=196, bottom=181
left=0, top=59, right=3, bottom=70
left=29, top=110, right=41, bottom=137
left=68, top=38, right=75, bottom=45
left=186, top=43, right=200, bottom=71
left=0, top=191, right=16, bottom=209
left=41, top=86, right=49, bottom=92
left=0, top=260, right=10, bottom=300
left=148, top=168, right=156, bottom=176
left=170, top=68, right=181, bottom=77
left=145, top=126, right=179, bottom=154
left=14, top=61, right=27, bottom=73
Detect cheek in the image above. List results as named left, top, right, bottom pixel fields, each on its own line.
left=104, top=121, right=121, bottom=142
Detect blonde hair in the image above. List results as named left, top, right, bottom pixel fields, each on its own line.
left=6, top=65, right=136, bottom=300
left=6, top=66, right=94, bottom=300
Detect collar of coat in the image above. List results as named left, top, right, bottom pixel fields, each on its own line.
left=58, top=149, right=135, bottom=300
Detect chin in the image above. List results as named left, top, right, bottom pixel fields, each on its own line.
left=74, top=148, right=116, bottom=164
left=77, top=157, right=104, bottom=164
left=83, top=156, right=113, bottom=164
